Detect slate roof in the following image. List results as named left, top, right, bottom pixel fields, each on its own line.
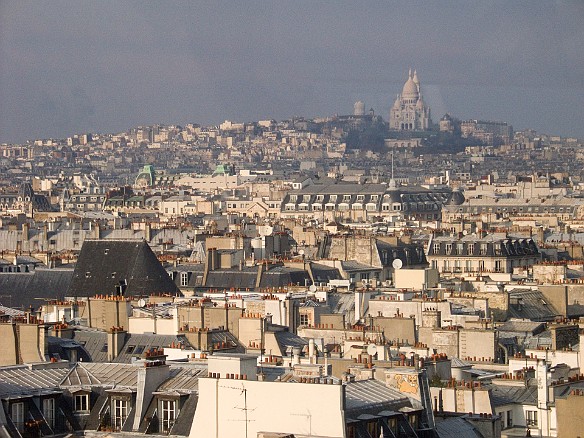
left=274, top=330, right=308, bottom=354
left=59, top=362, right=143, bottom=389
left=344, top=379, right=421, bottom=416
left=201, top=264, right=311, bottom=290
left=489, top=383, right=538, bottom=407
left=157, top=367, right=205, bottom=392
left=67, top=239, right=180, bottom=297
left=328, top=292, right=355, bottom=315
left=497, top=319, right=545, bottom=335
left=435, top=417, right=482, bottom=438
left=508, top=289, right=560, bottom=321
left=0, top=365, right=69, bottom=397
left=310, top=263, right=342, bottom=283
left=71, top=329, right=195, bottom=364
left=0, top=268, right=74, bottom=310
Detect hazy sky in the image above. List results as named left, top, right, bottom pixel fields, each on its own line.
left=1, top=1, right=583, bottom=143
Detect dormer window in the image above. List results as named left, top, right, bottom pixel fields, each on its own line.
left=75, top=393, right=90, bottom=413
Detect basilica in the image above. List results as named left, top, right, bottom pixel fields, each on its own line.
left=390, top=69, right=432, bottom=131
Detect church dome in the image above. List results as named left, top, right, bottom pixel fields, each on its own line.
left=402, top=77, right=419, bottom=100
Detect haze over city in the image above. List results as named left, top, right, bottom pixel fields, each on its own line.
left=1, top=1, right=583, bottom=143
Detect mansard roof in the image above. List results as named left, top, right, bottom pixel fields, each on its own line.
left=67, top=239, right=180, bottom=297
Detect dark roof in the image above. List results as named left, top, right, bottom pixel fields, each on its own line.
left=0, top=268, right=74, bottom=310
left=67, top=239, right=180, bottom=297
left=72, top=329, right=196, bottom=363
left=508, top=289, right=560, bottom=321
left=489, top=383, right=538, bottom=407
left=201, top=264, right=311, bottom=289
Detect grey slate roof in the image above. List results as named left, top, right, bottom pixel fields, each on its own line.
left=0, top=365, right=69, bottom=397
left=71, top=329, right=195, bottom=363
left=508, top=289, right=560, bottom=321
left=435, top=417, right=482, bottom=438
left=344, top=379, right=420, bottom=416
left=67, top=239, right=180, bottom=297
left=489, top=384, right=538, bottom=407
left=0, top=268, right=74, bottom=310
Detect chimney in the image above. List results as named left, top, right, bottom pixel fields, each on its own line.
left=145, top=222, right=151, bottom=242
left=22, top=223, right=29, bottom=241
left=107, top=327, right=126, bottom=361
left=131, top=358, right=170, bottom=430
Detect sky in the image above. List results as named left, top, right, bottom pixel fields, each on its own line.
left=1, top=1, right=583, bottom=143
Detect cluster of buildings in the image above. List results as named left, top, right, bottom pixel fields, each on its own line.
left=0, top=71, right=583, bottom=437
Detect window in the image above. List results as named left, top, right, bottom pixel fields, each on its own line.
left=180, top=272, right=189, bottom=287
left=43, top=398, right=55, bottom=428
left=445, top=244, right=452, bottom=254
left=161, top=399, right=177, bottom=433
left=126, top=345, right=136, bottom=354
left=75, top=393, right=89, bottom=412
left=457, top=243, right=464, bottom=255
left=433, top=243, right=440, bottom=253
left=299, top=314, right=309, bottom=326
left=11, top=402, right=24, bottom=432
left=112, top=398, right=130, bottom=430
left=526, top=410, right=537, bottom=426
left=506, top=410, right=513, bottom=428
left=495, top=260, right=502, bottom=272
left=480, top=244, right=488, bottom=255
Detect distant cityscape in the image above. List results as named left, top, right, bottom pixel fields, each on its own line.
left=0, top=69, right=583, bottom=438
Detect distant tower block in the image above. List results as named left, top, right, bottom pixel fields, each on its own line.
left=354, top=100, right=365, bottom=116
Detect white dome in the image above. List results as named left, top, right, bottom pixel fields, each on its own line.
left=402, top=77, right=419, bottom=100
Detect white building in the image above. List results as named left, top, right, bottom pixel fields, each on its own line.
left=390, top=69, right=432, bottom=131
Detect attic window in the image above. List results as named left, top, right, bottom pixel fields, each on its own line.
left=101, top=343, right=108, bottom=353
left=134, top=346, right=145, bottom=354
left=104, top=249, right=110, bottom=255
left=126, top=345, right=135, bottom=354
left=85, top=272, right=91, bottom=278
left=111, top=272, right=117, bottom=278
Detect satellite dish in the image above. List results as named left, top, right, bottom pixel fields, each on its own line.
left=298, top=249, right=305, bottom=256
left=462, top=230, right=468, bottom=236
left=309, top=284, right=317, bottom=293
left=392, top=259, right=403, bottom=270
left=367, top=344, right=378, bottom=356
left=137, top=298, right=146, bottom=307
